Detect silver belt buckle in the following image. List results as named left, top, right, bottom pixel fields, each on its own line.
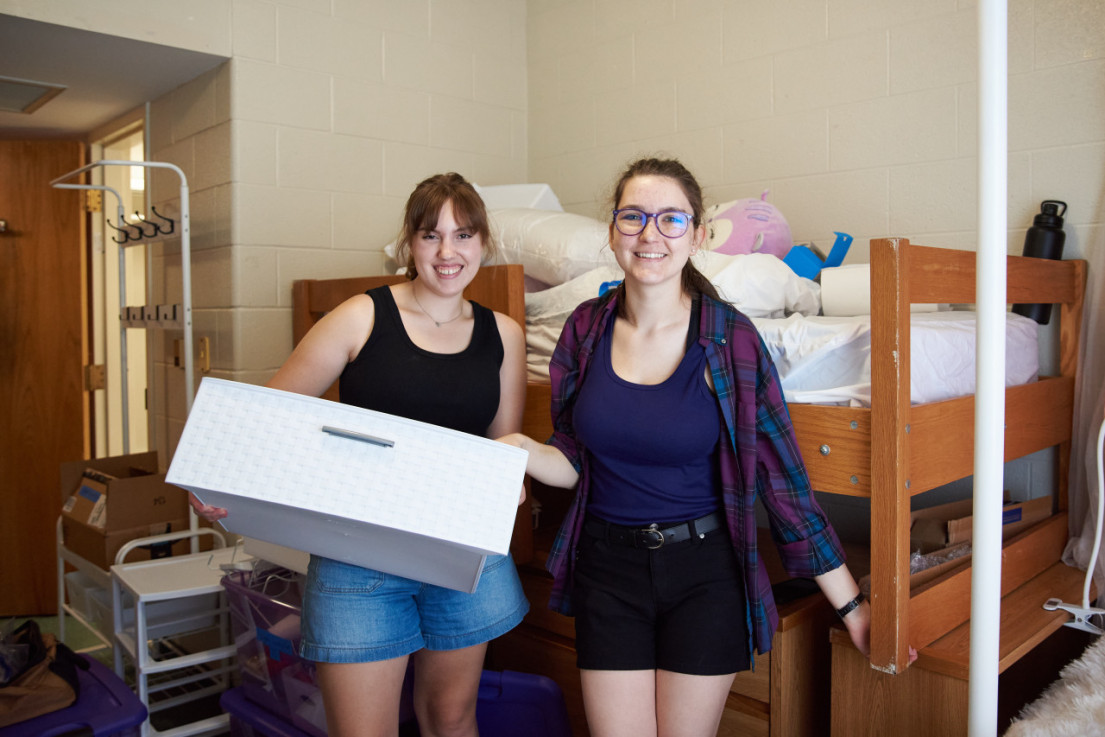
left=640, top=523, right=665, bottom=549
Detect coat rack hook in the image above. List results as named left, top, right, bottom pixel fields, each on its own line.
left=133, top=211, right=158, bottom=239
left=106, top=218, right=132, bottom=244
left=149, top=205, right=175, bottom=236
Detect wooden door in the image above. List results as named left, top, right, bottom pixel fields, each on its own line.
left=0, top=140, right=88, bottom=615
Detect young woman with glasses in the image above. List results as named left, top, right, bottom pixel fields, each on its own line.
left=498, top=157, right=876, bottom=737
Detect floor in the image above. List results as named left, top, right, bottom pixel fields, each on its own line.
left=18, top=612, right=1097, bottom=737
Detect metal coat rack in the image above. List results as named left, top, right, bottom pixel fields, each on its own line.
left=50, top=159, right=199, bottom=540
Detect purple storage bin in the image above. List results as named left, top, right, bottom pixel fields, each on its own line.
left=0, top=655, right=147, bottom=737
left=220, top=669, right=569, bottom=736
left=477, top=670, right=572, bottom=737
left=221, top=687, right=313, bottom=737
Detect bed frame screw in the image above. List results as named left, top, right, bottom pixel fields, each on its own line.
left=820, top=444, right=831, bottom=456
left=850, top=475, right=859, bottom=485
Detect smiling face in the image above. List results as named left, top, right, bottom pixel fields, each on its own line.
left=609, top=174, right=705, bottom=289
left=410, top=199, right=483, bottom=296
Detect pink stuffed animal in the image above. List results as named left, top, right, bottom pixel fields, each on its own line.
left=707, top=191, right=793, bottom=259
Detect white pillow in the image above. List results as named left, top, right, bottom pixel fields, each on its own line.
left=524, top=265, right=624, bottom=382
left=696, top=251, right=821, bottom=318
left=490, top=208, right=617, bottom=286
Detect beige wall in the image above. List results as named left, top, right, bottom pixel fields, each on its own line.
left=3, top=0, right=1102, bottom=468
left=528, top=0, right=1105, bottom=266
left=104, top=1, right=529, bottom=453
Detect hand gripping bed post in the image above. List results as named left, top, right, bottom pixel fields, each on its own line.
left=1042, top=409, right=1105, bottom=635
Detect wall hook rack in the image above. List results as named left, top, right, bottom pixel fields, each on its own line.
left=132, top=211, right=159, bottom=239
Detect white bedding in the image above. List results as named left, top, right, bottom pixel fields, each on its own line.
left=526, top=310, right=1039, bottom=407
left=751, top=311, right=1039, bottom=406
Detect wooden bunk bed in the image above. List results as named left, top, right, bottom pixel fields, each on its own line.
left=290, top=238, right=1088, bottom=736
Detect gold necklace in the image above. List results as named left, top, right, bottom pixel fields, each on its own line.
left=412, top=288, right=463, bottom=327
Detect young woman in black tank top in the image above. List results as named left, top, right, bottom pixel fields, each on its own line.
left=190, top=173, right=528, bottom=737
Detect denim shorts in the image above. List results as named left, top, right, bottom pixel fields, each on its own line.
left=299, top=553, right=529, bottom=663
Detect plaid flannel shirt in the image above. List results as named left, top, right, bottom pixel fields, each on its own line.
left=543, top=290, right=846, bottom=656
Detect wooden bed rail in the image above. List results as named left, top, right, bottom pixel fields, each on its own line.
left=864, top=238, right=1087, bottom=674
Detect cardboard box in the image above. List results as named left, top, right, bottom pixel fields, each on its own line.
left=62, top=517, right=198, bottom=569
left=60, top=451, right=191, bottom=569
left=909, top=494, right=1052, bottom=554
left=167, top=378, right=529, bottom=593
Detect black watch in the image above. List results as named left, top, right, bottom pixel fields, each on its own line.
left=835, top=592, right=866, bottom=619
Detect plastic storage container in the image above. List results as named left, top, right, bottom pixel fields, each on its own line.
left=222, top=566, right=568, bottom=737
left=221, top=687, right=312, bottom=737
left=476, top=670, right=572, bottom=737
left=220, top=670, right=571, bottom=737
left=222, top=566, right=328, bottom=737
left=222, top=564, right=415, bottom=736
left=0, top=654, right=147, bottom=737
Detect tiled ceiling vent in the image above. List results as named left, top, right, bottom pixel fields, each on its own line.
left=0, top=74, right=66, bottom=114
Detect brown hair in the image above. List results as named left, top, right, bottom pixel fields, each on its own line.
left=609, top=157, right=723, bottom=304
left=394, top=172, right=498, bottom=278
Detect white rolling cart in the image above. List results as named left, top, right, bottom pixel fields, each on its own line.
left=111, top=543, right=252, bottom=737
left=55, top=522, right=228, bottom=653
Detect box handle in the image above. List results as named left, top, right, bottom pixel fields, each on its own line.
left=322, top=425, right=395, bottom=448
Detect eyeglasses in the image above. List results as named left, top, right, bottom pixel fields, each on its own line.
left=612, top=208, right=694, bottom=238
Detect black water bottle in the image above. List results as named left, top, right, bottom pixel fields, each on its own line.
left=1012, top=200, right=1067, bottom=325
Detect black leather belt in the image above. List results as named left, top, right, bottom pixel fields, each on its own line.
left=584, top=511, right=724, bottom=550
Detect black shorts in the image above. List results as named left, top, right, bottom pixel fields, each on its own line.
left=571, top=516, right=750, bottom=676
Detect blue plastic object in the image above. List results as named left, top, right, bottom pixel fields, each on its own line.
left=221, top=687, right=313, bottom=737
left=782, top=231, right=853, bottom=279
left=221, top=669, right=571, bottom=737
left=598, top=279, right=622, bottom=297
left=476, top=670, right=572, bottom=737
left=0, top=655, right=147, bottom=737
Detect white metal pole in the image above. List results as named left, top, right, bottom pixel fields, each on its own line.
left=969, top=0, right=1008, bottom=734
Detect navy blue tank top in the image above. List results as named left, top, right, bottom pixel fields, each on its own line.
left=338, top=286, right=503, bottom=437
left=573, top=306, right=721, bottom=525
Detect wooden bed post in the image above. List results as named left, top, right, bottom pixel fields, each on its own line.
left=869, top=237, right=914, bottom=673
left=1056, top=259, right=1086, bottom=514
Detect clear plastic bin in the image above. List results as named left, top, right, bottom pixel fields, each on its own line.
left=221, top=566, right=326, bottom=737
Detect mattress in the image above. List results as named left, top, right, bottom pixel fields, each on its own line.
left=526, top=310, right=1040, bottom=408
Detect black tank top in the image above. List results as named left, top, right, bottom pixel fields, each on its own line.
left=338, top=286, right=504, bottom=437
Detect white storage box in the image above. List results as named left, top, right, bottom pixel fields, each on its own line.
left=166, top=378, right=529, bottom=593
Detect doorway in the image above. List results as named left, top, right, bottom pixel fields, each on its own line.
left=90, top=125, right=149, bottom=456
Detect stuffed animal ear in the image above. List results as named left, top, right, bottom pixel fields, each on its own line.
left=705, top=192, right=793, bottom=260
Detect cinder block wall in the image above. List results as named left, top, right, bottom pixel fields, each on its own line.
left=527, top=0, right=1104, bottom=266
left=139, top=1, right=529, bottom=454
